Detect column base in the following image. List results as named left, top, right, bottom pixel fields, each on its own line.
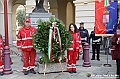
left=82, top=62, right=91, bottom=67
left=4, top=68, right=13, bottom=75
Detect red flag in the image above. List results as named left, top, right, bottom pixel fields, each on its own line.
left=95, top=0, right=106, bottom=34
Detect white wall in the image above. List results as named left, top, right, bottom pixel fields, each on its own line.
left=74, top=0, right=120, bottom=32
left=74, top=1, right=95, bottom=34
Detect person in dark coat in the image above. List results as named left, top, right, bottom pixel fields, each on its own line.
left=112, top=24, right=120, bottom=79
left=78, top=21, right=89, bottom=60
left=89, top=30, right=102, bottom=61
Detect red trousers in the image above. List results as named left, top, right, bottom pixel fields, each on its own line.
left=0, top=50, right=3, bottom=72
left=22, top=49, right=36, bottom=71
left=67, top=50, right=78, bottom=71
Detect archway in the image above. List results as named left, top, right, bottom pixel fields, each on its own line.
left=66, top=2, right=74, bottom=30
left=12, top=4, right=26, bottom=41
left=11, top=0, right=25, bottom=41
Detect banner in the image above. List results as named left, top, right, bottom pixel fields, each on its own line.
left=95, top=0, right=106, bottom=34
left=106, top=0, right=118, bottom=34
left=95, top=0, right=118, bottom=35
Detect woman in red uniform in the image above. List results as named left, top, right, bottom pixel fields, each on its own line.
left=0, top=34, right=4, bottom=76
left=67, top=23, right=82, bottom=73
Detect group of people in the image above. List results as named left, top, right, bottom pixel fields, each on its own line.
left=0, top=18, right=119, bottom=78
left=67, top=22, right=102, bottom=74
left=0, top=18, right=103, bottom=75
left=68, top=21, right=120, bottom=78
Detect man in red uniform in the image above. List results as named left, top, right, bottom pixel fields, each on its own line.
left=67, top=23, right=82, bottom=73
left=17, top=18, right=36, bottom=75
left=0, top=34, right=4, bottom=76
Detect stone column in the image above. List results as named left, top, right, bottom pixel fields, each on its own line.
left=12, top=7, right=17, bottom=41
left=0, top=11, right=13, bottom=44
left=8, top=12, right=13, bottom=44
left=44, top=0, right=49, bottom=11
left=0, top=1, right=4, bottom=38
left=7, top=1, right=13, bottom=44
left=0, top=12, right=4, bottom=37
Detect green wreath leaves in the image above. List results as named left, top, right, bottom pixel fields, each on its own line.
left=33, top=17, right=72, bottom=64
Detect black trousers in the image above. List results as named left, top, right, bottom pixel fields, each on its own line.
left=92, top=44, right=100, bottom=59
left=116, top=58, right=120, bottom=78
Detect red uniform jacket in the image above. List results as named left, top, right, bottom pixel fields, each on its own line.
left=17, top=26, right=36, bottom=51
left=68, top=32, right=82, bottom=51
left=0, top=38, right=4, bottom=50
left=112, top=32, right=120, bottom=59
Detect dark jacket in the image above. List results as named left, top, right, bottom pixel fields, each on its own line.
left=112, top=32, right=120, bottom=59
left=89, top=31, right=102, bottom=44
left=78, top=27, right=89, bottom=44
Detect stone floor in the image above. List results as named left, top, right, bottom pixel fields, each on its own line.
left=0, top=45, right=118, bottom=79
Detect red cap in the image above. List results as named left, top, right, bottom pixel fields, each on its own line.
left=25, top=18, right=30, bottom=22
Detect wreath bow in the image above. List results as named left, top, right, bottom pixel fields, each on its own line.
left=48, top=22, right=62, bottom=60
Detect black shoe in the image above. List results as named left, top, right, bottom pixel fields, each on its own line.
left=68, top=71, right=73, bottom=74
left=91, top=58, right=95, bottom=60
left=97, top=59, right=100, bottom=61
left=72, top=70, right=77, bottom=73
left=24, top=70, right=29, bottom=75
left=30, top=69, right=36, bottom=74
left=0, top=72, right=4, bottom=76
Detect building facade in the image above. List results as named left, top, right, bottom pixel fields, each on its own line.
left=74, top=0, right=120, bottom=33
left=0, top=0, right=120, bottom=44
left=0, top=0, right=75, bottom=44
